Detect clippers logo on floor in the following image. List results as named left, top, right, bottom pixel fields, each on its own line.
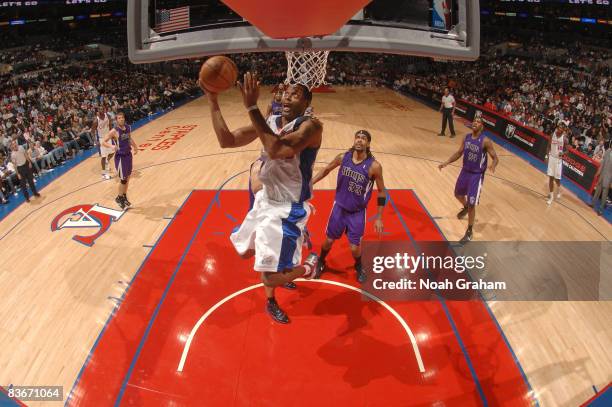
left=51, top=204, right=125, bottom=246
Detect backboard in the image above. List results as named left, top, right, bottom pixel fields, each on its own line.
left=128, top=0, right=479, bottom=64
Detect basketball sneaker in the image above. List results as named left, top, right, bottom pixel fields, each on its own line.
left=115, top=195, right=127, bottom=210
left=123, top=194, right=132, bottom=207
left=301, top=252, right=319, bottom=280
left=355, top=263, right=366, bottom=283
left=266, top=298, right=289, bottom=324
left=459, top=228, right=473, bottom=244
left=314, top=260, right=325, bottom=279
left=457, top=206, right=469, bottom=219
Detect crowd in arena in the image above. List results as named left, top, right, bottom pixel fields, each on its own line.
left=1, top=21, right=610, bottom=204
left=0, top=47, right=200, bottom=203
left=392, top=28, right=611, bottom=161
left=297, top=27, right=611, bottom=162
left=396, top=55, right=610, bottom=162
left=235, top=29, right=610, bottom=165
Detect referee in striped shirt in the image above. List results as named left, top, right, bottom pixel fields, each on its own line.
left=438, top=87, right=457, bottom=138
left=10, top=140, right=40, bottom=202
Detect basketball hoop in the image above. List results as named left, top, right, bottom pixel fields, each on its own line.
left=285, top=50, right=330, bottom=90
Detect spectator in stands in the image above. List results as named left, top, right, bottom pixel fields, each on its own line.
left=28, top=143, right=44, bottom=175
left=74, top=122, right=94, bottom=148
left=31, top=141, right=55, bottom=173
left=0, top=152, right=17, bottom=198
left=48, top=131, right=66, bottom=162
left=57, top=126, right=79, bottom=158
left=484, top=98, right=497, bottom=112
left=593, top=138, right=606, bottom=162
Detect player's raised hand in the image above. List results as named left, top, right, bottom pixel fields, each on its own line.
left=237, top=72, right=260, bottom=109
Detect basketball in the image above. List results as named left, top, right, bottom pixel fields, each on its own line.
left=198, top=56, right=238, bottom=93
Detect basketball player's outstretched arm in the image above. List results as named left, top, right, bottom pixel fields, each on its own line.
left=484, top=138, right=499, bottom=173
left=240, top=72, right=322, bottom=159
left=438, top=136, right=466, bottom=170
left=205, top=91, right=258, bottom=148
left=312, top=154, right=343, bottom=185
left=371, top=161, right=387, bottom=234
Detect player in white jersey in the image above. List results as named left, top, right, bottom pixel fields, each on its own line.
left=91, top=108, right=115, bottom=180
left=546, top=122, right=567, bottom=205
left=206, top=73, right=322, bottom=324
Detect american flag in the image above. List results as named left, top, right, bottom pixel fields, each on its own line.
left=155, top=6, right=190, bottom=33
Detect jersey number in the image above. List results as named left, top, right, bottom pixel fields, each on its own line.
left=348, top=181, right=363, bottom=195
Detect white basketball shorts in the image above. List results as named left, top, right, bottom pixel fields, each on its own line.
left=230, top=191, right=311, bottom=272
left=547, top=156, right=562, bottom=180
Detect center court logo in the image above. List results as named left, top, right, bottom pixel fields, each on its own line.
left=51, top=204, right=125, bottom=246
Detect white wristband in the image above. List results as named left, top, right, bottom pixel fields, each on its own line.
left=247, top=105, right=259, bottom=112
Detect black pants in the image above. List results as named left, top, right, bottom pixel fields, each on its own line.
left=17, top=163, right=37, bottom=199
left=441, top=107, right=455, bottom=135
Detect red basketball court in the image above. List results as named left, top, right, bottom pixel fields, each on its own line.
left=66, top=188, right=535, bottom=406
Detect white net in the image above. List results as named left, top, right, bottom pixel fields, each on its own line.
left=285, top=50, right=330, bottom=90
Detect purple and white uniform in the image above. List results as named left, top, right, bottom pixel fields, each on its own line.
left=326, top=151, right=375, bottom=245
left=454, top=133, right=488, bottom=206
left=114, top=124, right=133, bottom=180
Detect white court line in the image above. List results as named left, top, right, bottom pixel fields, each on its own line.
left=177, top=278, right=426, bottom=373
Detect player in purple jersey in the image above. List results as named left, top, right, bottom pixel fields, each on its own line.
left=439, top=117, right=498, bottom=243
left=312, top=130, right=386, bottom=283
left=265, top=83, right=284, bottom=117
left=102, top=112, right=138, bottom=210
